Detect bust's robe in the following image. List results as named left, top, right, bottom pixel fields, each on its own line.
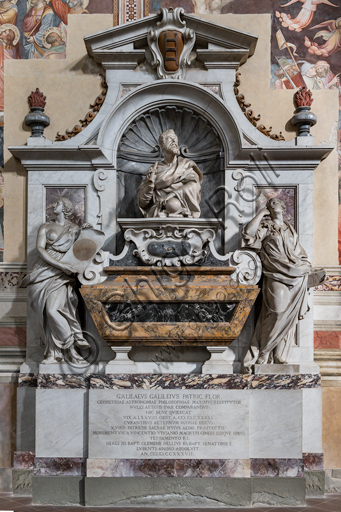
left=137, top=156, right=203, bottom=218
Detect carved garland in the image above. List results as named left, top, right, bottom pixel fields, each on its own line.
left=55, top=74, right=108, bottom=141
left=233, top=72, right=285, bottom=142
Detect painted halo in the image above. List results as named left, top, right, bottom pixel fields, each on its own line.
left=73, top=0, right=90, bottom=10
left=0, top=23, right=20, bottom=46
left=42, top=26, right=67, bottom=49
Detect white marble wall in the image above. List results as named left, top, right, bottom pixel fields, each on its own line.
left=36, top=389, right=87, bottom=458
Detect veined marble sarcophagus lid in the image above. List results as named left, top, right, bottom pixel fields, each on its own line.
left=80, top=267, right=259, bottom=347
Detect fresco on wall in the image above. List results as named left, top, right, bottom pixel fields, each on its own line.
left=0, top=0, right=340, bottom=262
left=0, top=0, right=113, bottom=113
left=148, top=0, right=341, bottom=263
left=0, top=124, right=3, bottom=263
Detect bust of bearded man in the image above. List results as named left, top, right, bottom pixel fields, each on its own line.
left=137, top=129, right=203, bottom=218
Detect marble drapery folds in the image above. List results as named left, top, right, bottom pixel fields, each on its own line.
left=22, top=219, right=88, bottom=364
left=242, top=217, right=311, bottom=368
left=137, top=156, right=203, bottom=218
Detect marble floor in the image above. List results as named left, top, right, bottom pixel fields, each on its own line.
left=1, top=494, right=341, bottom=512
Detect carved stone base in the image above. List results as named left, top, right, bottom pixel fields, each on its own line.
left=38, top=363, right=106, bottom=375
left=254, top=363, right=320, bottom=375
left=202, top=347, right=233, bottom=374
left=118, top=218, right=220, bottom=266
left=105, top=347, right=137, bottom=374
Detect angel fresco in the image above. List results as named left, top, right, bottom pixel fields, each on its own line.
left=276, top=0, right=338, bottom=33
left=304, top=18, right=341, bottom=57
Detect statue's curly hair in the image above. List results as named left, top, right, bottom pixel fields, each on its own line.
left=59, top=197, right=74, bottom=218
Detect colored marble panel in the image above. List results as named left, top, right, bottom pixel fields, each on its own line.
left=46, top=187, right=85, bottom=227
left=0, top=327, right=26, bottom=346
left=0, top=383, right=16, bottom=467
left=0, top=271, right=26, bottom=289
left=14, top=451, right=35, bottom=469
left=149, top=374, right=248, bottom=390
left=38, top=374, right=90, bottom=389
left=314, top=331, right=341, bottom=349
left=91, top=374, right=150, bottom=389
left=86, top=458, right=250, bottom=478
left=18, top=374, right=38, bottom=387
left=251, top=458, right=304, bottom=478
left=322, top=387, right=341, bottom=469
left=81, top=267, right=259, bottom=347
left=90, top=374, right=320, bottom=390
left=303, top=453, right=324, bottom=471
left=249, top=374, right=320, bottom=390
left=34, top=457, right=85, bottom=476
left=314, top=275, right=341, bottom=291
left=256, top=187, right=296, bottom=229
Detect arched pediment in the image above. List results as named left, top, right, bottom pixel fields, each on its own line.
left=97, top=80, right=243, bottom=168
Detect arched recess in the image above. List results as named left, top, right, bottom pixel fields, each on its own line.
left=116, top=104, right=225, bottom=220
left=97, top=80, right=244, bottom=169
left=97, top=80, right=244, bottom=223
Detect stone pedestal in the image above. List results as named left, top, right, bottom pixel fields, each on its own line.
left=22, top=371, right=323, bottom=507
left=105, top=347, right=137, bottom=374
left=201, top=346, right=233, bottom=374
left=254, top=363, right=321, bottom=375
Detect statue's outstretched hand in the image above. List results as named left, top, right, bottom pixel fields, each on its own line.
left=147, top=162, right=158, bottom=184
left=82, top=223, right=93, bottom=229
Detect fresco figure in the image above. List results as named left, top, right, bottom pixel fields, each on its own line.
left=22, top=198, right=92, bottom=365
left=0, top=23, right=19, bottom=110
left=23, top=0, right=62, bottom=59
left=314, top=60, right=340, bottom=90
left=0, top=0, right=17, bottom=26
left=299, top=60, right=320, bottom=89
left=305, top=18, right=341, bottom=57
left=50, top=0, right=71, bottom=24
left=242, top=198, right=312, bottom=369
left=276, top=0, right=338, bottom=33
left=42, top=26, right=66, bottom=58
left=67, top=0, right=89, bottom=14
left=274, top=58, right=298, bottom=89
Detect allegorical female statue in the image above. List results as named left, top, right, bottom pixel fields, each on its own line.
left=242, top=197, right=312, bottom=368
left=22, top=198, right=92, bottom=365
left=137, top=129, right=203, bottom=218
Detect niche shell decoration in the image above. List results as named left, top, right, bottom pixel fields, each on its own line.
left=118, top=105, right=224, bottom=175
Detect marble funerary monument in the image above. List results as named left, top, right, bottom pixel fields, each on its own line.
left=9, top=8, right=332, bottom=508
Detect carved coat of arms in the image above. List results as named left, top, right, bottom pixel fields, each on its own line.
left=148, top=8, right=195, bottom=79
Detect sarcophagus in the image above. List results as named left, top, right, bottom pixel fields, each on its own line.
left=80, top=266, right=259, bottom=346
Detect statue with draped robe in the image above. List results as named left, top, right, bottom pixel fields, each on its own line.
left=137, top=129, right=203, bottom=218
